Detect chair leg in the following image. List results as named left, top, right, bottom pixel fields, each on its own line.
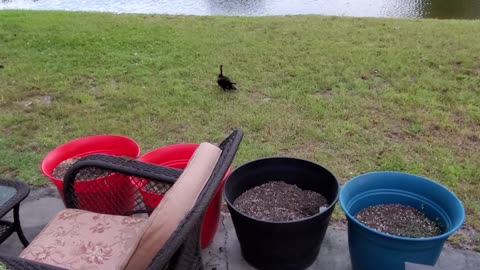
left=168, top=228, right=203, bottom=270
left=195, top=256, right=204, bottom=270
left=13, top=205, right=29, bottom=247
left=190, top=237, right=203, bottom=270
left=189, top=232, right=204, bottom=270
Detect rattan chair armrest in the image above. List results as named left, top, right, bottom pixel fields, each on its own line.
left=147, top=129, right=243, bottom=270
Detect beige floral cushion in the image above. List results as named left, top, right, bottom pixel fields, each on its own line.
left=20, top=209, right=146, bottom=270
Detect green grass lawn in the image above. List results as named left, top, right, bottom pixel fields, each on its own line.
left=0, top=11, right=479, bottom=243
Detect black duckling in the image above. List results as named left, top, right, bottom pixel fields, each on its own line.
left=217, top=65, right=236, bottom=91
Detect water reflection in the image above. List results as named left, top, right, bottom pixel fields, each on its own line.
left=380, top=0, right=424, bottom=18
left=380, top=0, right=480, bottom=18
left=1, top=0, right=479, bottom=19
left=206, top=0, right=266, bottom=16
left=425, top=0, right=480, bottom=19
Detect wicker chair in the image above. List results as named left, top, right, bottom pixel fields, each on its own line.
left=0, top=129, right=243, bottom=270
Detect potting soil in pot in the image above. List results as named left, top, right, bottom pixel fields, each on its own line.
left=52, top=157, right=109, bottom=180
left=355, top=204, right=442, bottom=238
left=233, top=181, right=328, bottom=222
left=53, top=158, right=80, bottom=179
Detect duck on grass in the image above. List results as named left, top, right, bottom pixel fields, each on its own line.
left=217, top=64, right=237, bottom=91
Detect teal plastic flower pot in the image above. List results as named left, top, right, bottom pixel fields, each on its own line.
left=339, top=171, right=465, bottom=270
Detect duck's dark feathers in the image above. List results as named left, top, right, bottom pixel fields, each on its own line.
left=217, top=65, right=236, bottom=91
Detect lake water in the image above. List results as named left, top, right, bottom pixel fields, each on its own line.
left=1, top=0, right=479, bottom=19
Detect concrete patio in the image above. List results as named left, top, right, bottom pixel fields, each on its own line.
left=1, top=186, right=479, bottom=269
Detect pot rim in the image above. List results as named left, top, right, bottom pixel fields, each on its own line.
left=224, top=156, right=340, bottom=225
left=339, top=170, right=466, bottom=242
left=40, top=134, right=141, bottom=181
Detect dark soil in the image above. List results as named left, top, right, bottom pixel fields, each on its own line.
left=355, top=204, right=443, bottom=238
left=233, top=181, right=328, bottom=222
left=52, top=158, right=80, bottom=179
left=52, top=157, right=109, bottom=181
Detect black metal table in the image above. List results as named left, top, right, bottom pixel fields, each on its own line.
left=0, top=178, right=30, bottom=247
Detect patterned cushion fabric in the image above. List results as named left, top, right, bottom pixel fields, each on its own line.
left=20, top=209, right=146, bottom=270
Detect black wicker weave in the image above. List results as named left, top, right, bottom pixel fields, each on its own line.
left=0, top=129, right=243, bottom=270
left=0, top=178, right=30, bottom=247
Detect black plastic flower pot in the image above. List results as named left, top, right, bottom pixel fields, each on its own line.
left=224, top=157, right=339, bottom=270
